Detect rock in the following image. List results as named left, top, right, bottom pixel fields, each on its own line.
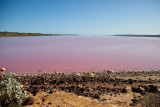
left=55, top=72, right=60, bottom=74
left=78, top=84, right=83, bottom=88
left=48, top=102, right=52, bottom=105
left=138, top=87, right=145, bottom=92
left=107, top=70, right=115, bottom=73
left=31, top=87, right=40, bottom=96
left=157, top=87, right=160, bottom=92
left=20, top=85, right=24, bottom=88
left=76, top=73, right=81, bottom=76
left=128, top=79, right=134, bottom=84
left=90, top=73, right=96, bottom=77
left=42, top=98, right=45, bottom=102
left=123, top=86, right=132, bottom=93
left=0, top=68, right=6, bottom=72
left=93, top=93, right=100, bottom=99
left=49, top=90, right=53, bottom=94
left=89, top=88, right=93, bottom=92
left=149, top=85, right=159, bottom=92
left=22, top=96, right=34, bottom=106
left=78, top=96, right=83, bottom=98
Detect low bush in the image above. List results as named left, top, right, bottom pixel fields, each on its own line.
left=0, top=72, right=28, bottom=107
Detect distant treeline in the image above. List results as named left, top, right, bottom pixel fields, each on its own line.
left=114, top=34, right=160, bottom=38
left=0, top=32, right=62, bottom=37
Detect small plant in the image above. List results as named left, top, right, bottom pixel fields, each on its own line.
left=0, top=72, right=28, bottom=107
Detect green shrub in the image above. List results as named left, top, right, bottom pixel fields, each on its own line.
left=0, top=72, right=28, bottom=107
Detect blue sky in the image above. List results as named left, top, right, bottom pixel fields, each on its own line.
left=0, top=0, right=160, bottom=35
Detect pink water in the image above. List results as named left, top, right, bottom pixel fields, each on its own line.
left=0, top=36, right=160, bottom=73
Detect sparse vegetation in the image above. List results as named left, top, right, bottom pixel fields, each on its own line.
left=0, top=72, right=28, bottom=107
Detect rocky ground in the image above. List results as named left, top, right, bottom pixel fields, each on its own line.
left=1, top=70, right=160, bottom=107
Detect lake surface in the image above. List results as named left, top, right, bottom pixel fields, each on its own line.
left=0, top=36, right=160, bottom=73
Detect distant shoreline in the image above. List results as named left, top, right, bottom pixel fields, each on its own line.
left=0, top=32, right=62, bottom=37
left=114, top=34, right=160, bottom=38
left=1, top=32, right=160, bottom=37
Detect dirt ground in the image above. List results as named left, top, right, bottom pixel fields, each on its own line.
left=25, top=91, right=117, bottom=107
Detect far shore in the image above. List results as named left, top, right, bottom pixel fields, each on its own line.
left=0, top=32, right=62, bottom=37
left=114, top=34, right=160, bottom=38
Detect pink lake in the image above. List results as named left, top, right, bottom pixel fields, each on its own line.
left=0, top=36, right=160, bottom=73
